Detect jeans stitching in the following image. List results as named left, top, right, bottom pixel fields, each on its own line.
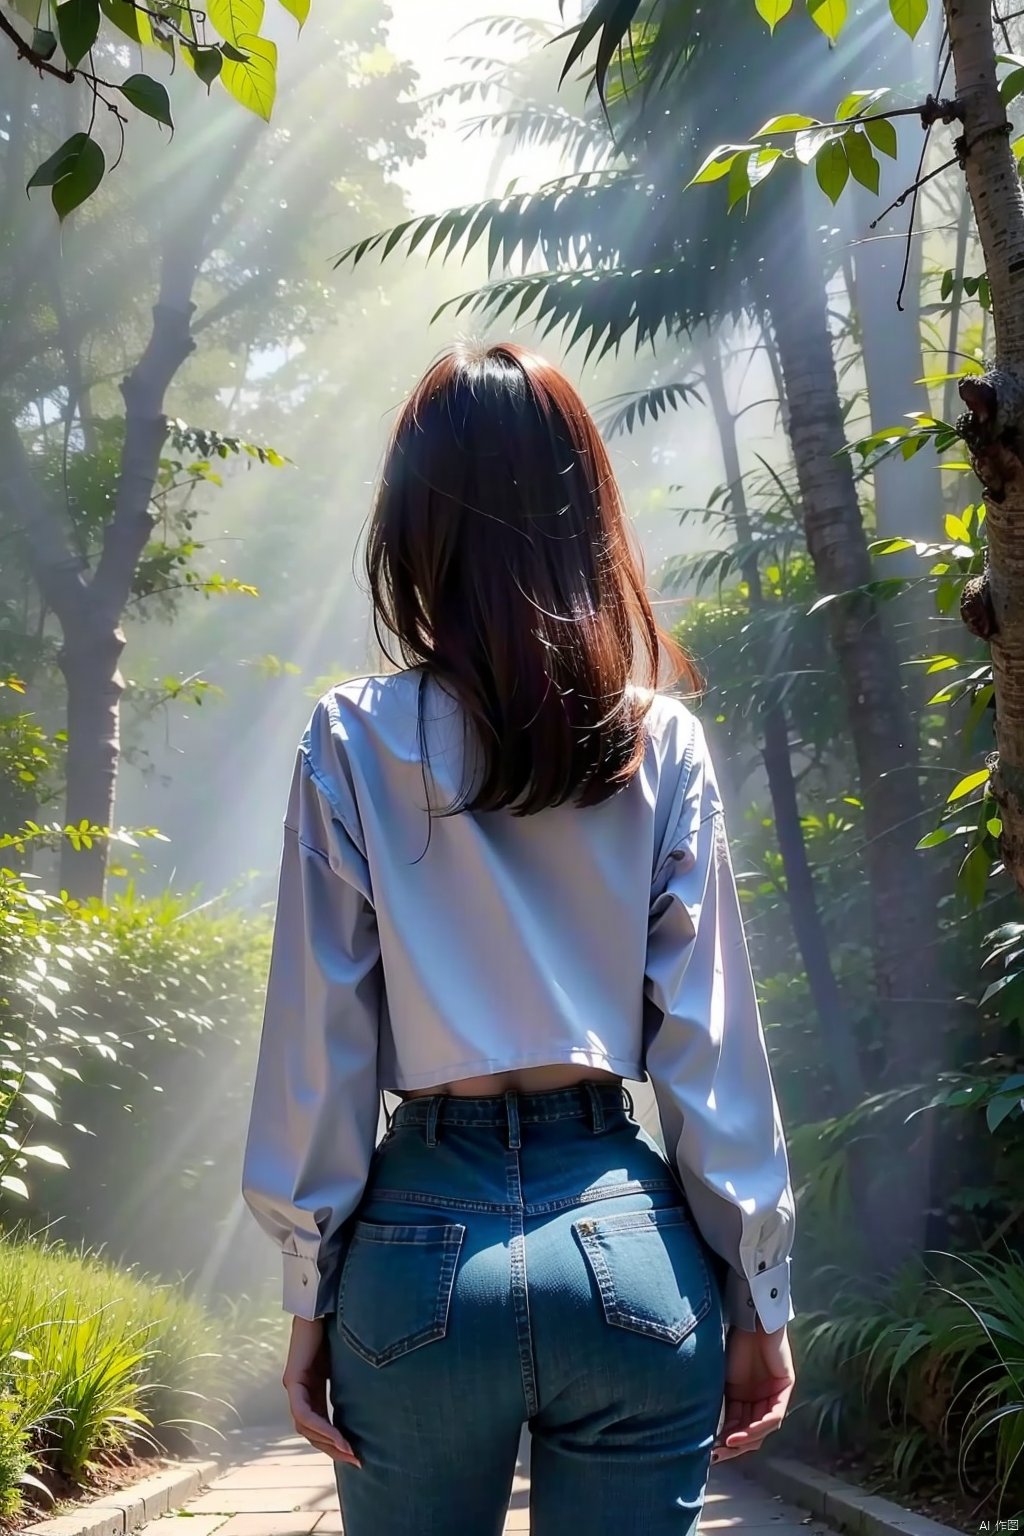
left=506, top=1148, right=538, bottom=1418
left=574, top=1216, right=712, bottom=1345
left=337, top=1223, right=465, bottom=1367
left=365, top=1178, right=679, bottom=1216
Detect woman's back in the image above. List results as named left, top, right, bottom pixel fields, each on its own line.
left=301, top=668, right=706, bottom=1095
left=240, top=342, right=795, bottom=1534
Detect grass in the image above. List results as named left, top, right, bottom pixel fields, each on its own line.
left=0, top=1231, right=281, bottom=1522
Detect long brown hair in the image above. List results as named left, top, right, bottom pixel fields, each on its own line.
left=365, top=342, right=698, bottom=815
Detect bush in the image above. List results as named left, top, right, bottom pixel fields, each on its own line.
left=791, top=1252, right=1024, bottom=1514
left=0, top=877, right=273, bottom=1301
left=0, top=1230, right=281, bottom=1519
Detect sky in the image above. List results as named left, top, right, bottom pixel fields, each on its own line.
left=387, top=0, right=562, bottom=210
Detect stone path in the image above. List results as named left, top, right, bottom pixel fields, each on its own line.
left=144, top=1425, right=832, bottom=1536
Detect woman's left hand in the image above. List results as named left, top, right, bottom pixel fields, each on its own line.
left=283, top=1317, right=362, bottom=1467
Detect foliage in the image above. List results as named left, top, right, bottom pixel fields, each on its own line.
left=0, top=1229, right=279, bottom=1515
left=1, top=0, right=314, bottom=216
left=789, top=1252, right=1024, bottom=1508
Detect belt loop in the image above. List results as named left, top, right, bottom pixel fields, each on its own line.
left=425, top=1096, right=443, bottom=1148
left=383, top=1095, right=397, bottom=1134
left=505, top=1089, right=521, bottom=1150
left=621, top=1085, right=634, bottom=1118
left=584, top=1081, right=606, bottom=1134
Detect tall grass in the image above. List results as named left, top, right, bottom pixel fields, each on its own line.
left=0, top=1232, right=267, bottom=1519
left=792, top=1252, right=1024, bottom=1515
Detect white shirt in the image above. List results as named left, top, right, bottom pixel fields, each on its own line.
left=241, top=668, right=795, bottom=1331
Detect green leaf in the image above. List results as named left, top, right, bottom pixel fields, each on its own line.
left=959, top=843, right=991, bottom=907
left=917, top=828, right=950, bottom=849
left=207, top=0, right=264, bottom=45
left=864, top=116, right=898, bottom=158
left=755, top=113, right=817, bottom=136
left=755, top=0, right=793, bottom=29
left=836, top=89, right=886, bottom=120
left=845, top=129, right=880, bottom=193
left=26, top=133, right=105, bottom=221
left=1002, top=67, right=1024, bottom=106
left=890, top=0, right=928, bottom=39
left=220, top=31, right=276, bottom=119
left=185, top=45, right=223, bottom=85
left=795, top=125, right=840, bottom=164
left=277, top=0, right=309, bottom=24
left=688, top=144, right=759, bottom=186
left=0, top=1175, right=29, bottom=1200
left=119, top=73, right=173, bottom=128
left=21, top=1143, right=68, bottom=1166
left=32, top=25, right=57, bottom=58
left=56, top=0, right=99, bottom=66
left=727, top=150, right=752, bottom=209
left=21, top=1092, right=57, bottom=1121
left=948, top=767, right=990, bottom=803
left=871, top=537, right=916, bottom=555
left=99, top=0, right=152, bottom=44
left=807, top=0, right=847, bottom=43
left=986, top=1094, right=1021, bottom=1133
left=815, top=137, right=849, bottom=203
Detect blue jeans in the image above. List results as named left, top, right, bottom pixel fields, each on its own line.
left=326, top=1082, right=726, bottom=1536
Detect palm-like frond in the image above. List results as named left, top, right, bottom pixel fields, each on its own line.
left=431, top=261, right=743, bottom=363
left=596, top=378, right=704, bottom=436
left=461, top=106, right=615, bottom=172
left=460, top=14, right=562, bottom=49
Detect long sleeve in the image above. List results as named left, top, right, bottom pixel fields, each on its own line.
left=241, top=728, right=383, bottom=1320
left=644, top=720, right=795, bottom=1335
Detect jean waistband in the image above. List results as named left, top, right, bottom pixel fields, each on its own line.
left=387, top=1081, right=635, bottom=1148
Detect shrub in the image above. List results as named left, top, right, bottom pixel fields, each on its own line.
left=0, top=1230, right=276, bottom=1517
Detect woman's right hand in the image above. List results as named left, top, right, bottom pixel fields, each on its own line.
left=712, top=1321, right=795, bottom=1464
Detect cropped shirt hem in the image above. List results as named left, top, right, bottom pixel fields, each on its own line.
left=383, top=1049, right=646, bottom=1093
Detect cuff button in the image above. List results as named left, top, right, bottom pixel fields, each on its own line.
left=302, top=1274, right=309, bottom=1285
left=758, top=1261, right=766, bottom=1271
left=770, top=1287, right=778, bottom=1299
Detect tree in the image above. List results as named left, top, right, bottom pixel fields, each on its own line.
left=339, top=2, right=942, bottom=1091
left=0, top=0, right=308, bottom=215
left=566, top=0, right=1024, bottom=900
left=0, top=2, right=422, bottom=897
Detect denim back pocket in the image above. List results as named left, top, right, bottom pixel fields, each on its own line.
left=337, top=1220, right=466, bottom=1368
left=573, top=1206, right=711, bottom=1344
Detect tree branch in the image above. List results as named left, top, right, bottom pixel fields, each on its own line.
left=0, top=7, right=74, bottom=81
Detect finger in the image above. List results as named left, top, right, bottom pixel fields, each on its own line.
left=292, top=1409, right=362, bottom=1465
left=295, top=1424, right=363, bottom=1467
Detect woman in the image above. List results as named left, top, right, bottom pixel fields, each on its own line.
left=241, top=343, right=795, bottom=1536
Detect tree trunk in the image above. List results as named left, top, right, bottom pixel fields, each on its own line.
left=58, top=625, right=125, bottom=900
left=943, top=0, right=1024, bottom=896
left=703, top=340, right=865, bottom=1111
left=764, top=194, right=939, bottom=1084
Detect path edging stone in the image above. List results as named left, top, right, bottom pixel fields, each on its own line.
left=752, top=1455, right=967, bottom=1536
left=20, top=1457, right=220, bottom=1536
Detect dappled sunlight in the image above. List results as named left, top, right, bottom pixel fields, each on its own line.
left=2, top=0, right=1023, bottom=1526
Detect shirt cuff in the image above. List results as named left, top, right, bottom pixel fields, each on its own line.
left=282, top=1250, right=333, bottom=1320
left=723, top=1258, right=793, bottom=1334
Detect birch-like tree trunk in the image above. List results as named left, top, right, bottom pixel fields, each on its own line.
left=703, top=340, right=865, bottom=1110
left=943, top=0, right=1024, bottom=894
left=765, top=197, right=939, bottom=1081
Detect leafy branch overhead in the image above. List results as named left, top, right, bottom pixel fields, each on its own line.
left=1, top=0, right=311, bottom=217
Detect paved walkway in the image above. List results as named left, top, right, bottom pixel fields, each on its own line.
left=144, top=1425, right=831, bottom=1536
